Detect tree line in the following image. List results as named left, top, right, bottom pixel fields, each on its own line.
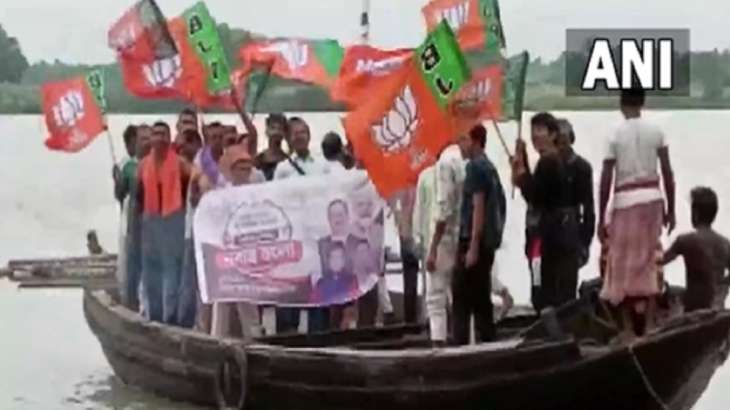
left=2, top=22, right=730, bottom=114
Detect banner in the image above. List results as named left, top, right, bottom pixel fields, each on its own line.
left=194, top=171, right=385, bottom=306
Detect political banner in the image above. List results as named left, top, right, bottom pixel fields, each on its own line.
left=194, top=171, right=385, bottom=306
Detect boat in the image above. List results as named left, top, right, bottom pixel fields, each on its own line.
left=83, top=282, right=730, bottom=410
left=3, top=254, right=117, bottom=289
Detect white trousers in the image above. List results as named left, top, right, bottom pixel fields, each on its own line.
left=211, top=302, right=262, bottom=340
left=426, top=240, right=457, bottom=342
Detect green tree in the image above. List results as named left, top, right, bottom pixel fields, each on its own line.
left=0, top=24, right=30, bottom=83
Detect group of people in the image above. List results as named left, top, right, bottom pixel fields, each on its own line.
left=112, top=96, right=407, bottom=339
left=111, top=86, right=730, bottom=346
left=507, top=88, right=729, bottom=341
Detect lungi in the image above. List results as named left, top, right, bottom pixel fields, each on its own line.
left=600, top=200, right=663, bottom=305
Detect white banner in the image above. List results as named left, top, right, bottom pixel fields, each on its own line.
left=194, top=171, right=385, bottom=306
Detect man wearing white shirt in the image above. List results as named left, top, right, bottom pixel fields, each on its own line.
left=272, top=117, right=331, bottom=334
left=599, top=88, right=676, bottom=339
left=425, top=145, right=465, bottom=346
left=273, top=117, right=331, bottom=180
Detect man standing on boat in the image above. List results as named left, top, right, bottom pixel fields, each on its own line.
left=453, top=124, right=506, bottom=345
left=254, top=114, right=290, bottom=181
left=273, top=116, right=331, bottom=333
left=210, top=144, right=266, bottom=339
left=390, top=188, right=420, bottom=325
left=599, top=88, right=676, bottom=338
left=113, top=125, right=138, bottom=298
left=137, top=121, right=191, bottom=324
left=555, top=119, right=595, bottom=273
left=174, top=108, right=198, bottom=147
left=513, top=113, right=582, bottom=310
left=424, top=144, right=464, bottom=346
left=116, top=125, right=151, bottom=312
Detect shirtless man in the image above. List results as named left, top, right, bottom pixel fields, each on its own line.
left=662, top=187, right=730, bottom=311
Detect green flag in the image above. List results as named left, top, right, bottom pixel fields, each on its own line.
left=86, top=70, right=107, bottom=113
left=416, top=20, right=472, bottom=109
left=181, top=2, right=232, bottom=94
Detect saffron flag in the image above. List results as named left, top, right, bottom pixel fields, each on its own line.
left=42, top=72, right=107, bottom=153
left=422, top=0, right=505, bottom=52
left=240, top=38, right=344, bottom=89
left=331, top=45, right=412, bottom=108
left=450, top=51, right=529, bottom=130
left=109, top=1, right=232, bottom=107
left=108, top=0, right=180, bottom=99
left=343, top=21, right=471, bottom=198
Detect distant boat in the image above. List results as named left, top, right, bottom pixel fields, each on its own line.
left=83, top=284, right=730, bottom=410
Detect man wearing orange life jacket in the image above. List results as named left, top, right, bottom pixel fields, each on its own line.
left=137, top=121, right=192, bottom=324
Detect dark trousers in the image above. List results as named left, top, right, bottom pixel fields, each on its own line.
left=534, top=247, right=579, bottom=311
left=400, top=236, right=420, bottom=324
left=357, top=286, right=379, bottom=327
left=452, top=244, right=496, bottom=346
left=176, top=238, right=198, bottom=328
left=276, top=307, right=330, bottom=333
left=123, top=208, right=142, bottom=312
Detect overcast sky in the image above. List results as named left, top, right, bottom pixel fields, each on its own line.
left=2, top=0, right=729, bottom=64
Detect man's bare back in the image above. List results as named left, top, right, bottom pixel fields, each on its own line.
left=663, top=227, right=730, bottom=311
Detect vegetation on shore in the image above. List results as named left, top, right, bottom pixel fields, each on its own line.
left=2, top=23, right=730, bottom=114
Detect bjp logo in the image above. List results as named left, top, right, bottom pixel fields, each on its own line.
left=52, top=91, right=85, bottom=129
left=143, top=54, right=182, bottom=88
left=263, top=40, right=309, bottom=71
left=371, top=86, right=419, bottom=154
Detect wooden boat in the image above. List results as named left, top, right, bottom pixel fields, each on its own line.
left=3, top=255, right=116, bottom=288
left=83, top=283, right=730, bottom=410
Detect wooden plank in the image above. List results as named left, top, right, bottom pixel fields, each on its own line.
left=16, top=277, right=116, bottom=289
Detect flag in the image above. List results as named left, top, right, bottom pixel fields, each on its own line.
left=164, top=2, right=235, bottom=107
left=331, top=45, right=412, bottom=107
left=422, top=0, right=505, bottom=53
left=42, top=73, right=107, bottom=153
left=108, top=0, right=180, bottom=99
left=343, top=21, right=471, bottom=198
left=109, top=1, right=232, bottom=107
left=449, top=51, right=529, bottom=130
left=240, top=38, right=344, bottom=89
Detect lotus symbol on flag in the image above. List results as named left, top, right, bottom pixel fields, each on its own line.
left=143, top=54, right=182, bottom=88
left=263, top=41, right=309, bottom=71
left=452, top=77, right=493, bottom=119
left=52, top=91, right=85, bottom=129
left=435, top=1, right=470, bottom=32
left=371, top=86, right=419, bottom=154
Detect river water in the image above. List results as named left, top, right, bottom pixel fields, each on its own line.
left=1, top=111, right=729, bottom=409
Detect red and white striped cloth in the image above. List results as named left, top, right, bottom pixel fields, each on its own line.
left=600, top=199, right=664, bottom=306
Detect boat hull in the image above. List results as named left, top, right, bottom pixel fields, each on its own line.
left=83, top=289, right=730, bottom=410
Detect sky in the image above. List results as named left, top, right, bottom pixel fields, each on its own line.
left=2, top=0, right=730, bottom=64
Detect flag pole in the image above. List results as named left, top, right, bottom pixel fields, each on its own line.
left=360, top=0, right=371, bottom=45
left=104, top=123, right=118, bottom=165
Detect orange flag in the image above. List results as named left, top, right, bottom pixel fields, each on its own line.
left=42, top=76, right=106, bottom=153
left=343, top=22, right=471, bottom=198
left=239, top=38, right=344, bottom=89
left=422, top=0, right=505, bottom=52
left=331, top=45, right=412, bottom=107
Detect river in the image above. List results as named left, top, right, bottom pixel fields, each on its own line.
left=0, top=111, right=728, bottom=409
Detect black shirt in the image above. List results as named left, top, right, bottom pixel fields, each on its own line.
left=459, top=153, right=505, bottom=249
